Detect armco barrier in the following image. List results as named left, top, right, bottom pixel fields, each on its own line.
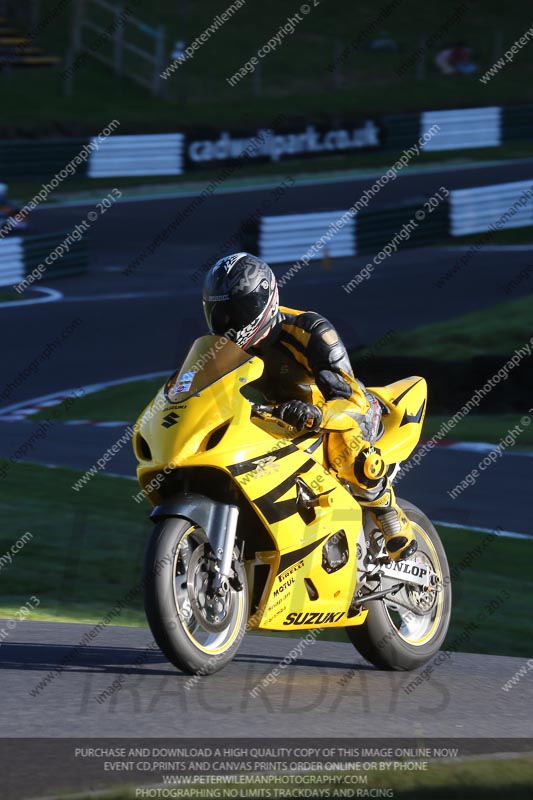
left=0, top=134, right=184, bottom=181
left=0, top=103, right=532, bottom=181
left=381, top=112, right=420, bottom=150
left=357, top=199, right=449, bottom=254
left=88, top=133, right=185, bottom=177
left=259, top=177, right=533, bottom=263
left=0, top=237, right=25, bottom=287
left=259, top=199, right=449, bottom=264
left=259, top=211, right=356, bottom=264
left=0, top=139, right=89, bottom=181
left=502, top=105, right=533, bottom=141
left=420, top=107, right=501, bottom=151
left=0, top=230, right=88, bottom=288
left=450, top=180, right=533, bottom=236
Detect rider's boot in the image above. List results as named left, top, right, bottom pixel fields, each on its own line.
left=359, top=485, right=418, bottom=561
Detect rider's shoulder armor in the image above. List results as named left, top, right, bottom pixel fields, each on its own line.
left=278, top=307, right=355, bottom=400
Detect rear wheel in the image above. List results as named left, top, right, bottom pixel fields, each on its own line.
left=346, top=499, right=451, bottom=670
left=144, top=517, right=248, bottom=675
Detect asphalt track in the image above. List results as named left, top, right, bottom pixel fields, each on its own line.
left=1, top=621, right=531, bottom=798
left=2, top=620, right=531, bottom=740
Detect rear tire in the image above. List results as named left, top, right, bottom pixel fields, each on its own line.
left=347, top=499, right=451, bottom=671
left=144, top=517, right=248, bottom=675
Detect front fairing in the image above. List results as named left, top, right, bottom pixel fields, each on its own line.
left=133, top=336, right=264, bottom=475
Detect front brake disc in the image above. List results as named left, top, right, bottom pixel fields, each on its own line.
left=186, top=544, right=234, bottom=633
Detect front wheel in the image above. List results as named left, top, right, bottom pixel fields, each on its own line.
left=347, top=499, right=451, bottom=671
left=143, top=517, right=248, bottom=675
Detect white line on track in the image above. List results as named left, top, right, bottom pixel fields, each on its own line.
left=0, top=286, right=63, bottom=309
left=435, top=520, right=531, bottom=540
left=442, top=441, right=533, bottom=458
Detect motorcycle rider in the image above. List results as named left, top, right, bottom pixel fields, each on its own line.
left=202, top=252, right=417, bottom=561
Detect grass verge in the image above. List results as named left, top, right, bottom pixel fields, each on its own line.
left=32, top=377, right=165, bottom=423
left=0, top=461, right=531, bottom=657
left=353, top=294, right=533, bottom=361
left=0, top=291, right=23, bottom=302
left=422, top=413, right=533, bottom=446
left=0, top=461, right=146, bottom=627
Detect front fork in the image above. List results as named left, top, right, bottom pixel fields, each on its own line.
left=207, top=504, right=241, bottom=596
left=149, top=494, right=244, bottom=597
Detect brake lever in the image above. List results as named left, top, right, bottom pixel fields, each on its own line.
left=251, top=403, right=277, bottom=416
left=251, top=404, right=295, bottom=431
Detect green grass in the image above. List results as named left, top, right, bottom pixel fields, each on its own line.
left=354, top=294, right=533, bottom=361
left=0, top=461, right=147, bottom=626
left=0, top=291, right=21, bottom=302
left=32, top=377, right=165, bottom=422
left=70, top=756, right=533, bottom=800
left=437, top=525, right=533, bottom=658
left=0, top=461, right=531, bottom=658
left=423, top=413, right=533, bottom=446
left=7, top=0, right=533, bottom=136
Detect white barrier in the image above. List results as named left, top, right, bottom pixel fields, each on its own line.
left=0, top=237, right=24, bottom=287
left=420, top=107, right=501, bottom=151
left=450, top=179, right=533, bottom=236
left=259, top=211, right=356, bottom=264
left=88, top=133, right=185, bottom=177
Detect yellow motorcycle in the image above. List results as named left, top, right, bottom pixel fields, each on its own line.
left=133, top=335, right=451, bottom=675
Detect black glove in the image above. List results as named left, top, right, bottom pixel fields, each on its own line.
left=277, top=400, right=322, bottom=431
left=316, top=369, right=352, bottom=400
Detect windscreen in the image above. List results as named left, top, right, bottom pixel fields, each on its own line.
left=164, top=335, right=253, bottom=402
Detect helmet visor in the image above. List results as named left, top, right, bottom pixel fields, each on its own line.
left=204, top=284, right=271, bottom=338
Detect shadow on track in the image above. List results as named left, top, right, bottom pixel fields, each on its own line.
left=0, top=639, right=372, bottom=677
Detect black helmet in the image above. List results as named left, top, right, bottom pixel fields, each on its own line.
left=203, top=253, right=280, bottom=349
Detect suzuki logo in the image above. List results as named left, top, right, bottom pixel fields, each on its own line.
left=161, top=412, right=179, bottom=428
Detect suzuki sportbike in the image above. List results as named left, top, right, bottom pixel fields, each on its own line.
left=133, top=335, right=451, bottom=675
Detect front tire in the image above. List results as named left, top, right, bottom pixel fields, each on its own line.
left=347, top=499, right=451, bottom=671
left=144, top=517, right=248, bottom=675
